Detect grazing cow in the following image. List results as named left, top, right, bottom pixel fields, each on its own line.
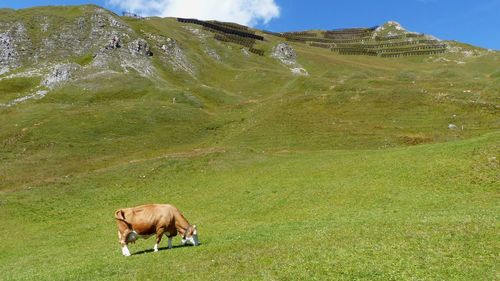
left=114, top=204, right=199, bottom=256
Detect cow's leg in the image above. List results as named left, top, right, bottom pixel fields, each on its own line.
left=154, top=228, right=165, bottom=252
left=154, top=240, right=159, bottom=252
left=121, top=243, right=131, bottom=256
left=168, top=236, right=173, bottom=249
left=118, top=230, right=132, bottom=256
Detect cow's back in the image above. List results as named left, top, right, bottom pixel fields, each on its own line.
left=122, top=204, right=176, bottom=235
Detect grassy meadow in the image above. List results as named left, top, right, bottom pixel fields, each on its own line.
left=0, top=5, right=499, bottom=280
left=0, top=133, right=498, bottom=280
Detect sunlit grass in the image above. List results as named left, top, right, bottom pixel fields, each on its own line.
left=1, top=133, right=498, bottom=280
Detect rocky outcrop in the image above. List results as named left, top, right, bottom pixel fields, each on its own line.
left=114, top=38, right=155, bottom=76
left=76, top=17, right=86, bottom=30
left=32, top=7, right=134, bottom=63
left=271, top=43, right=308, bottom=76
left=182, top=26, right=208, bottom=39
left=128, top=39, right=152, bottom=56
left=42, top=63, right=80, bottom=88
left=271, top=43, right=297, bottom=65
left=447, top=43, right=484, bottom=57
left=160, top=37, right=195, bottom=75
left=372, top=21, right=407, bottom=38
left=241, top=48, right=250, bottom=57
left=0, top=33, right=18, bottom=75
left=40, top=19, right=49, bottom=33
left=93, top=37, right=155, bottom=77
left=91, top=13, right=105, bottom=28
left=291, top=67, right=309, bottom=76
left=0, top=22, right=32, bottom=75
left=106, top=35, right=121, bottom=49
left=204, top=46, right=221, bottom=61
left=1, top=6, right=192, bottom=80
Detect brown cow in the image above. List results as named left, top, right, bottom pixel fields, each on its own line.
left=114, top=204, right=199, bottom=256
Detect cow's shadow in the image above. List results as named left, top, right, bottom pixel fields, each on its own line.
left=132, top=244, right=197, bottom=256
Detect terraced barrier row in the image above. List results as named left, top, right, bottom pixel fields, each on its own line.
left=284, top=37, right=308, bottom=43
left=324, top=35, right=373, bottom=41
left=178, top=18, right=264, bottom=40
left=324, top=27, right=377, bottom=40
left=337, top=50, right=379, bottom=56
left=284, top=35, right=436, bottom=46
left=309, top=42, right=332, bottom=48
left=325, top=27, right=378, bottom=34
left=331, top=44, right=446, bottom=57
left=405, top=33, right=426, bottom=38
left=374, top=33, right=426, bottom=41
left=376, top=45, right=447, bottom=54
left=334, top=41, right=443, bottom=49
left=179, top=19, right=446, bottom=58
left=282, top=31, right=318, bottom=37
left=214, top=33, right=256, bottom=48
left=249, top=47, right=265, bottom=56
left=331, top=45, right=446, bottom=52
left=374, top=34, right=406, bottom=41
left=379, top=49, right=446, bottom=57
left=208, top=20, right=252, bottom=32
left=326, top=37, right=374, bottom=43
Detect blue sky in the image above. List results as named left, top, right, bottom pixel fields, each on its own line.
left=2, top=0, right=499, bottom=50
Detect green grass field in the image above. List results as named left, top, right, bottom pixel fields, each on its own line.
left=0, top=5, right=499, bottom=280
left=0, top=133, right=498, bottom=280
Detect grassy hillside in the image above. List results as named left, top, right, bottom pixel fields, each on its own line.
left=0, top=5, right=499, bottom=280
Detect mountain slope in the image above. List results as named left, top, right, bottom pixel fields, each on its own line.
left=0, top=5, right=499, bottom=190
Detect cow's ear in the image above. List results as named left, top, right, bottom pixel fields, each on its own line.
left=193, top=225, right=197, bottom=234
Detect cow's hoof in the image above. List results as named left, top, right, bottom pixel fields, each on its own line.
left=122, top=247, right=131, bottom=256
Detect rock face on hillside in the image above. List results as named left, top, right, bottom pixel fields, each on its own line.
left=159, top=37, right=195, bottom=75
left=43, top=63, right=80, bottom=88
left=106, top=35, right=121, bottom=49
left=0, top=6, right=158, bottom=78
left=0, top=33, right=17, bottom=75
left=0, top=22, right=30, bottom=75
left=373, top=21, right=441, bottom=42
left=271, top=43, right=308, bottom=76
left=271, top=43, right=297, bottom=65
left=34, top=8, right=133, bottom=61
left=0, top=6, right=164, bottom=107
left=372, top=21, right=408, bottom=38
left=128, top=39, right=152, bottom=56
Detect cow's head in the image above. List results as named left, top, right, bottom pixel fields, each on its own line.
left=181, top=225, right=199, bottom=246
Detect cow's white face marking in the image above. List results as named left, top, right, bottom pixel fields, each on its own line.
left=182, top=225, right=199, bottom=246
left=122, top=245, right=131, bottom=256
left=182, top=234, right=199, bottom=246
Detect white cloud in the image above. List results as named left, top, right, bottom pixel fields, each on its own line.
left=106, top=0, right=280, bottom=26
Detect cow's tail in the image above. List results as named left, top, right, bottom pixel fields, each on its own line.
left=114, top=209, right=129, bottom=225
